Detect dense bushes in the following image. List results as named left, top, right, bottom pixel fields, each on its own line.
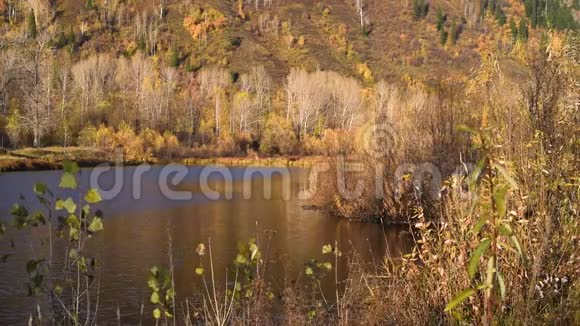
left=77, top=124, right=181, bottom=160
left=259, top=114, right=297, bottom=155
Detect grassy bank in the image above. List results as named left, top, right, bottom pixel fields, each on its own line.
left=0, top=146, right=322, bottom=172
left=0, top=147, right=143, bottom=172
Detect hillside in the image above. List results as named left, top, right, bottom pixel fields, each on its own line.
left=0, top=0, right=577, bottom=153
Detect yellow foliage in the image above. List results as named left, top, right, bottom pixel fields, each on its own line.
left=297, top=35, right=306, bottom=47
left=183, top=7, right=227, bottom=41
left=357, top=63, right=373, bottom=81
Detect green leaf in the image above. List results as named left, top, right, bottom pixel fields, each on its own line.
left=322, top=262, right=332, bottom=270
left=468, top=238, right=492, bottom=279
left=59, top=173, right=77, bottom=189
left=88, top=217, right=103, bottom=233
left=56, top=198, right=77, bottom=214
left=470, top=217, right=487, bottom=237
left=33, top=183, right=47, bottom=195
left=497, top=272, right=506, bottom=300
left=84, top=189, right=102, bottom=204
left=493, top=186, right=508, bottom=217
left=150, top=292, right=160, bottom=304
left=195, top=267, right=204, bottom=276
left=153, top=308, right=161, bottom=319
left=510, top=235, right=523, bottom=258
left=496, top=165, right=518, bottom=190
left=469, top=158, right=486, bottom=189
left=322, top=244, right=332, bottom=255
left=445, top=288, right=476, bottom=312
left=63, top=160, right=79, bottom=174
left=498, top=223, right=513, bottom=236
left=305, top=266, right=313, bottom=275
left=82, top=205, right=91, bottom=216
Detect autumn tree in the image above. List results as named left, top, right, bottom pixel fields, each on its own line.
left=240, top=66, right=271, bottom=135
left=20, top=32, right=53, bottom=147
left=198, top=66, right=229, bottom=136
left=183, top=7, right=227, bottom=42
left=71, top=54, right=116, bottom=127
left=0, top=50, right=19, bottom=115
left=285, top=69, right=329, bottom=138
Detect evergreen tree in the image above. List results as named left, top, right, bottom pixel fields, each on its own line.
left=480, top=0, right=488, bottom=15
left=413, top=0, right=422, bottom=20
left=413, top=0, right=428, bottom=20
left=518, top=18, right=528, bottom=42
left=169, top=48, right=179, bottom=67
left=450, top=17, right=458, bottom=45
left=56, top=31, right=67, bottom=48
left=184, top=57, right=193, bottom=72
left=436, top=8, right=446, bottom=31
left=422, top=0, right=429, bottom=17
left=440, top=28, right=448, bottom=46
left=86, top=0, right=94, bottom=10
left=531, top=0, right=538, bottom=28
left=67, top=27, right=76, bottom=46
left=495, top=6, right=507, bottom=26
left=510, top=18, right=518, bottom=41
left=488, top=0, right=496, bottom=15
left=28, top=10, right=37, bottom=39
left=138, top=33, right=147, bottom=52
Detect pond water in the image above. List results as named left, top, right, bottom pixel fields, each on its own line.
left=0, top=165, right=412, bottom=323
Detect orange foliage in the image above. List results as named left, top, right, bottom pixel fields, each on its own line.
left=183, top=8, right=227, bottom=41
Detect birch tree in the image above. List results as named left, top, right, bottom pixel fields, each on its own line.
left=285, top=68, right=329, bottom=138
left=241, top=66, right=271, bottom=134
left=21, top=32, right=52, bottom=147
left=0, top=49, right=19, bottom=114
left=355, top=0, right=365, bottom=28
left=199, top=66, right=229, bottom=136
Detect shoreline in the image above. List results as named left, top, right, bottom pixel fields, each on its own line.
left=0, top=148, right=322, bottom=172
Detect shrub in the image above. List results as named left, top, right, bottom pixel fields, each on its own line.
left=357, top=63, right=373, bottom=81
left=215, top=133, right=237, bottom=156
left=260, top=114, right=296, bottom=155
left=321, top=129, right=355, bottom=155
left=77, top=125, right=98, bottom=147
left=95, top=124, right=115, bottom=150
left=234, top=132, right=252, bottom=153
left=161, top=131, right=180, bottom=158
left=140, top=128, right=164, bottom=152
left=6, top=108, right=22, bottom=148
